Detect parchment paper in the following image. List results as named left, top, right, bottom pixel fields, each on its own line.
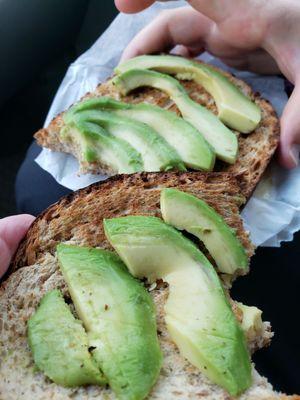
left=36, top=1, right=300, bottom=247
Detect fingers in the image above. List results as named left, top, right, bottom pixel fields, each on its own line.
left=219, top=49, right=281, bottom=75
left=0, top=214, right=35, bottom=278
left=278, top=80, right=300, bottom=168
left=114, top=0, right=235, bottom=22
left=187, top=0, right=234, bottom=22
left=121, top=7, right=213, bottom=61
left=114, top=0, right=154, bottom=14
left=171, top=45, right=192, bottom=58
left=171, top=44, right=205, bottom=58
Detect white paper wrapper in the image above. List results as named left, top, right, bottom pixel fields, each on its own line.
left=36, top=1, right=300, bottom=247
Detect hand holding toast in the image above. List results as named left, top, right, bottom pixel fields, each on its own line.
left=0, top=215, right=34, bottom=278
left=115, top=0, right=300, bottom=169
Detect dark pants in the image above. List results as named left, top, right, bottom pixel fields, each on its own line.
left=15, top=142, right=72, bottom=215
left=15, top=143, right=300, bottom=395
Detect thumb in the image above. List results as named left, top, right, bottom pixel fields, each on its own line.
left=114, top=0, right=155, bottom=13
left=278, top=81, right=300, bottom=169
left=115, top=0, right=230, bottom=21
left=0, top=214, right=35, bottom=278
left=114, top=0, right=234, bottom=21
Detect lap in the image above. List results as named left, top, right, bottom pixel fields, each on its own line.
left=15, top=142, right=72, bottom=216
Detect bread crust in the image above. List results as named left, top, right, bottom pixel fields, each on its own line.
left=12, top=171, right=253, bottom=271
left=35, top=59, right=280, bottom=198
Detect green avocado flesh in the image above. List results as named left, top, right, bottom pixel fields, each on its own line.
left=27, top=289, right=105, bottom=387
left=61, top=118, right=143, bottom=173
left=104, top=216, right=252, bottom=396
left=115, top=55, right=261, bottom=133
left=113, top=69, right=238, bottom=164
left=66, top=107, right=185, bottom=172
left=160, top=188, right=248, bottom=275
left=57, top=244, right=162, bottom=400
left=69, top=97, right=215, bottom=171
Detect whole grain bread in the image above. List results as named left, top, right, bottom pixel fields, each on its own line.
left=0, top=254, right=286, bottom=400
left=1, top=171, right=298, bottom=399
left=13, top=171, right=253, bottom=270
left=35, top=59, right=280, bottom=198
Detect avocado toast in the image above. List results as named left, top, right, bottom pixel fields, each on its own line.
left=0, top=56, right=285, bottom=400
left=1, top=172, right=298, bottom=399
left=35, top=55, right=279, bottom=198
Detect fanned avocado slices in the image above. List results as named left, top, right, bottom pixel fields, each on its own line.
left=67, top=96, right=215, bottom=171
left=115, top=54, right=261, bottom=133
left=28, top=289, right=106, bottom=387
left=104, top=216, right=252, bottom=396
left=65, top=107, right=186, bottom=172
left=57, top=244, right=162, bottom=400
left=112, top=69, right=238, bottom=164
left=160, top=188, right=249, bottom=275
left=61, top=118, right=143, bottom=173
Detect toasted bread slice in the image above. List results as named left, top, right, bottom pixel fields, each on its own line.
left=0, top=172, right=297, bottom=399
left=35, top=59, right=280, bottom=198
left=13, top=171, right=253, bottom=270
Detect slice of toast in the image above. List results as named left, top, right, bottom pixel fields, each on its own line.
left=0, top=255, right=288, bottom=400
left=0, top=172, right=297, bottom=399
left=35, top=59, right=280, bottom=198
left=13, top=171, right=253, bottom=270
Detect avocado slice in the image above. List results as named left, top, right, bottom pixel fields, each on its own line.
left=61, top=118, right=143, bottom=173
left=57, top=244, right=162, bottom=400
left=28, top=289, right=105, bottom=387
left=236, top=302, right=264, bottom=342
left=113, top=69, right=238, bottom=164
left=66, top=107, right=186, bottom=172
left=104, top=216, right=252, bottom=396
left=70, top=97, right=215, bottom=171
left=115, top=55, right=261, bottom=133
left=160, top=188, right=248, bottom=275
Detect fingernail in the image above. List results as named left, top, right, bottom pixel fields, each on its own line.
left=290, top=144, right=300, bottom=166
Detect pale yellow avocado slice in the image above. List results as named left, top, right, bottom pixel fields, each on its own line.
left=115, top=55, right=261, bottom=133
left=160, top=188, right=248, bottom=275
left=104, top=216, right=252, bottom=396
left=237, top=302, right=265, bottom=343
left=112, top=69, right=238, bottom=164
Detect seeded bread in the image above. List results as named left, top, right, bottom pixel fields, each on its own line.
left=35, top=59, right=280, bottom=198
left=0, top=254, right=289, bottom=400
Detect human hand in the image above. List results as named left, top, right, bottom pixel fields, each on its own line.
left=0, top=214, right=35, bottom=278
left=114, top=0, right=300, bottom=169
